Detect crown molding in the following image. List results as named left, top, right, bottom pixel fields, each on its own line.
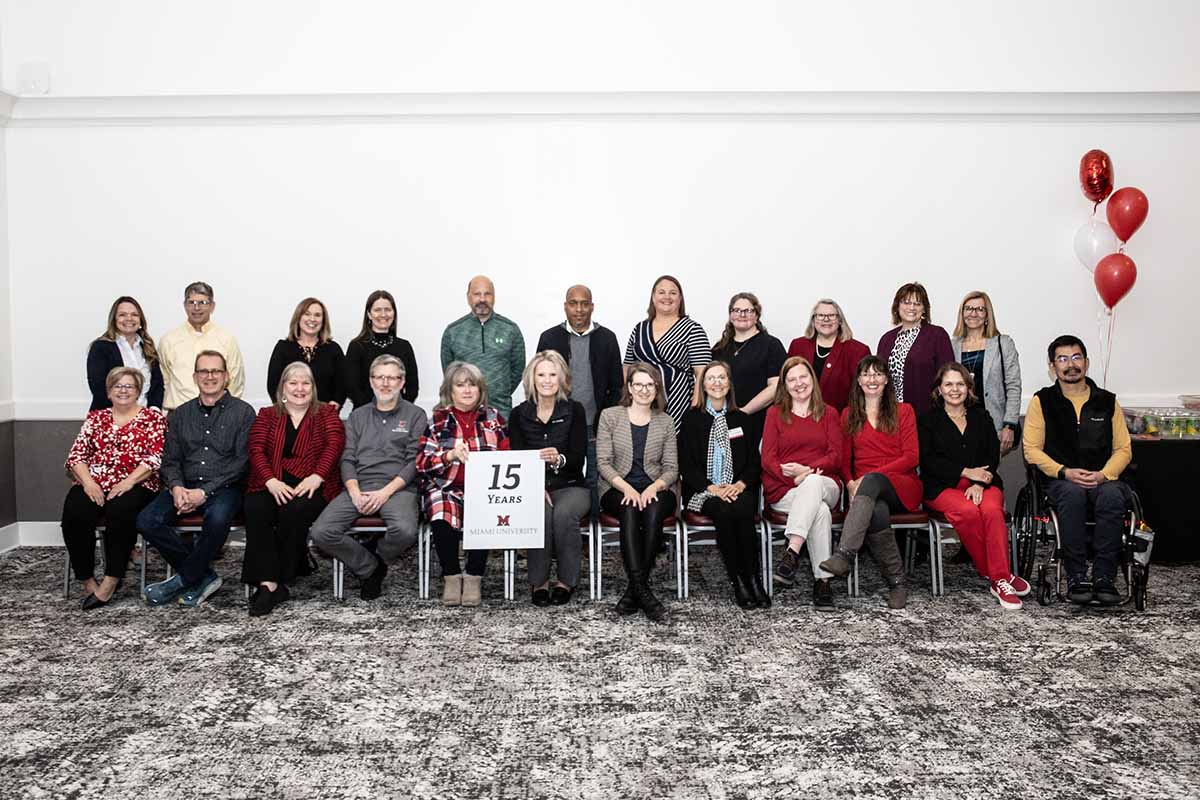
left=7, top=91, right=1200, bottom=127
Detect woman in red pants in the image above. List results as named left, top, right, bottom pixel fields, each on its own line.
left=917, top=363, right=1030, bottom=609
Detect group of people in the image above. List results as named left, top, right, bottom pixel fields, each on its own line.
left=62, top=277, right=1134, bottom=622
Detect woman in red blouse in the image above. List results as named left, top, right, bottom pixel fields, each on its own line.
left=62, top=366, right=166, bottom=609
left=762, top=356, right=844, bottom=610
left=417, top=362, right=510, bottom=608
left=242, top=362, right=345, bottom=616
left=818, top=356, right=920, bottom=609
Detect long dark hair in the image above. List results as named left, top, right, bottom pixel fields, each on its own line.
left=353, top=289, right=397, bottom=343
left=713, top=292, right=770, bottom=353
left=845, top=356, right=899, bottom=436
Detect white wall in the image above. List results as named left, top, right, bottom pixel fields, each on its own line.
left=2, top=2, right=1199, bottom=420
left=0, top=88, right=12, bottom=422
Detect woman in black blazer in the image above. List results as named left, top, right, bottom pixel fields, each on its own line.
left=678, top=360, right=767, bottom=609
left=86, top=296, right=164, bottom=410
left=918, top=362, right=1029, bottom=610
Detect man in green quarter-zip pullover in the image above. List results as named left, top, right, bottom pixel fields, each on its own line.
left=440, top=275, right=526, bottom=419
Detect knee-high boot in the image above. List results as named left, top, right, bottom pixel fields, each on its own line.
left=866, top=528, right=908, bottom=609
left=616, top=524, right=643, bottom=616
left=635, top=524, right=668, bottom=623
left=820, top=494, right=875, bottom=577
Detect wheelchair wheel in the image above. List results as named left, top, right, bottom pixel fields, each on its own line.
left=1011, top=489, right=1038, bottom=581
left=1036, top=564, right=1054, bottom=606
left=1133, top=564, right=1148, bottom=612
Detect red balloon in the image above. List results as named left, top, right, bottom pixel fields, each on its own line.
left=1094, top=253, right=1137, bottom=308
left=1079, top=149, right=1114, bottom=205
left=1106, top=187, right=1149, bottom=242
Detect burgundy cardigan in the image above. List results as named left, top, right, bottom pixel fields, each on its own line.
left=787, top=336, right=872, bottom=412
left=875, top=324, right=955, bottom=417
left=247, top=404, right=346, bottom=501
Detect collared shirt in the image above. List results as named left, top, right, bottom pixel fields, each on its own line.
left=563, top=320, right=596, bottom=337
left=115, top=335, right=153, bottom=406
left=340, top=398, right=429, bottom=491
left=160, top=392, right=256, bottom=495
left=158, top=320, right=246, bottom=410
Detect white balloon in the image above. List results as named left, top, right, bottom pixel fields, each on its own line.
left=1074, top=219, right=1120, bottom=273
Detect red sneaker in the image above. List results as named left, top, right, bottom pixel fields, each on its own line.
left=1007, top=574, right=1031, bottom=597
left=990, top=579, right=1023, bottom=610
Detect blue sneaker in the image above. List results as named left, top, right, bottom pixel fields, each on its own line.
left=144, top=574, right=186, bottom=606
left=178, top=570, right=223, bottom=607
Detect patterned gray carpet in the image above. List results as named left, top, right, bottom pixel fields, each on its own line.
left=2, top=544, right=1198, bottom=799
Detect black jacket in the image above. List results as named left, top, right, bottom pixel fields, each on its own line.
left=917, top=404, right=1002, bottom=499
left=508, top=399, right=588, bottom=491
left=1035, top=377, right=1116, bottom=472
left=535, top=323, right=624, bottom=433
left=86, top=339, right=165, bottom=411
left=677, top=407, right=762, bottom=500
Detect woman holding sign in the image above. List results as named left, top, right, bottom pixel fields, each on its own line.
left=417, top=362, right=510, bottom=607
left=509, top=351, right=591, bottom=607
left=596, top=362, right=679, bottom=623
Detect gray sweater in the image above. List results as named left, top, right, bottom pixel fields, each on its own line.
left=339, top=398, right=429, bottom=491
left=951, top=333, right=1022, bottom=431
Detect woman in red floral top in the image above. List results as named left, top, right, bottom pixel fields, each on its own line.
left=62, top=366, right=166, bottom=609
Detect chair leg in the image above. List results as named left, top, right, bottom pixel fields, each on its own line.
left=851, top=552, right=860, bottom=597
left=62, top=551, right=71, bottom=600
left=681, top=526, right=690, bottom=600
left=673, top=522, right=684, bottom=600
left=333, top=558, right=343, bottom=600
left=139, top=534, right=147, bottom=597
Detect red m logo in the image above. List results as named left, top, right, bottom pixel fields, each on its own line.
left=497, top=515, right=510, bottom=526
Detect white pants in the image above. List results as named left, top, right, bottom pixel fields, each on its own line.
left=771, top=475, right=840, bottom=579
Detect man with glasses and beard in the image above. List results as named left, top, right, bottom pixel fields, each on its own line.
left=1023, top=335, right=1132, bottom=606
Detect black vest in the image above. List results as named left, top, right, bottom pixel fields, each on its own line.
left=1035, top=378, right=1116, bottom=472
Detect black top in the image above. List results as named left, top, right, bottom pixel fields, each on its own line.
left=282, top=416, right=302, bottom=485
left=1035, top=378, right=1117, bottom=473
left=712, top=331, right=786, bottom=420
left=811, top=342, right=830, bottom=378
left=960, top=349, right=986, bottom=404
left=677, top=406, right=762, bottom=501
left=86, top=339, right=165, bottom=411
left=343, top=333, right=420, bottom=408
left=160, top=392, right=256, bottom=496
left=266, top=339, right=346, bottom=409
left=535, top=323, right=624, bottom=433
left=625, top=423, right=652, bottom=491
left=507, top=398, right=589, bottom=492
left=917, top=404, right=1002, bottom=499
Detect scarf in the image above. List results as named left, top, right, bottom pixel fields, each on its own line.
left=687, top=399, right=734, bottom=512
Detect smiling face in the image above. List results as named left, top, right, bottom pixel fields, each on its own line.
left=813, top=303, right=840, bottom=339
left=193, top=354, right=229, bottom=400
left=298, top=302, right=324, bottom=340
left=1052, top=344, right=1088, bottom=385
left=703, top=364, right=730, bottom=404
left=938, top=369, right=968, bottom=410
left=108, top=374, right=141, bottom=411
left=114, top=302, right=142, bottom=338
left=184, top=292, right=214, bottom=327
left=652, top=279, right=681, bottom=318
left=729, top=298, right=758, bottom=334
left=534, top=359, right=561, bottom=399
left=898, top=293, right=924, bottom=326
left=564, top=286, right=594, bottom=332
left=370, top=363, right=404, bottom=405
left=452, top=376, right=481, bottom=411
left=628, top=369, right=658, bottom=408
left=961, top=296, right=987, bottom=332
left=858, top=366, right=888, bottom=401
left=282, top=370, right=314, bottom=409
left=785, top=362, right=814, bottom=406
left=369, top=298, right=395, bottom=333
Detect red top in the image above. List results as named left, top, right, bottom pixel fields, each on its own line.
left=761, top=405, right=844, bottom=504
left=65, top=407, right=166, bottom=493
left=787, top=336, right=872, bottom=412
left=247, top=404, right=346, bottom=501
left=839, top=403, right=922, bottom=511
left=443, top=407, right=511, bottom=491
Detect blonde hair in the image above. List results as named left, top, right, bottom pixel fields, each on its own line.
left=105, top=366, right=144, bottom=395
left=521, top=351, right=571, bottom=403
left=274, top=361, right=318, bottom=412
left=802, top=298, right=855, bottom=342
left=952, top=291, right=1000, bottom=339
left=439, top=362, right=489, bottom=410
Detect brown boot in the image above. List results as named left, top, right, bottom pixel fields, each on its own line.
left=866, top=528, right=908, bottom=609
left=442, top=574, right=463, bottom=606
left=886, top=579, right=909, bottom=610
left=818, top=548, right=854, bottom=579
left=461, top=574, right=482, bottom=607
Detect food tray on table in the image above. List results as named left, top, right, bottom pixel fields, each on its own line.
left=1125, top=406, right=1200, bottom=439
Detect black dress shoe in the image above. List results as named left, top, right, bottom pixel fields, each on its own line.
left=615, top=586, right=639, bottom=616
left=531, top=588, right=551, bottom=607
left=813, top=579, right=836, bottom=612
left=81, top=593, right=110, bottom=611
left=550, top=586, right=573, bottom=606
left=360, top=556, right=388, bottom=601
left=249, top=585, right=290, bottom=617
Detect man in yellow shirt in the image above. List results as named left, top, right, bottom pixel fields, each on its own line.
left=1023, top=334, right=1132, bottom=606
left=157, top=281, right=245, bottom=411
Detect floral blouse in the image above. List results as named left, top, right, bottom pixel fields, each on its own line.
left=65, top=407, right=167, bottom=493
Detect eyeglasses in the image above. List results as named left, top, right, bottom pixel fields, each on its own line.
left=195, top=368, right=225, bottom=377
left=730, top=308, right=757, bottom=317
left=185, top=299, right=212, bottom=308
left=111, top=384, right=138, bottom=392
left=630, top=382, right=656, bottom=392
left=1054, top=354, right=1086, bottom=365
left=371, top=374, right=403, bottom=383
left=813, top=313, right=838, bottom=322
left=704, top=374, right=729, bottom=384
left=963, top=305, right=987, bottom=316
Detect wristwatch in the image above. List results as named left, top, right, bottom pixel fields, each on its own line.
left=1057, top=467, right=1066, bottom=480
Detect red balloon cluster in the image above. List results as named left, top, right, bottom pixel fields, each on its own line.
left=1077, top=149, right=1149, bottom=309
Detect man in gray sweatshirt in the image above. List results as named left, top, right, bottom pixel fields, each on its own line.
left=310, top=355, right=428, bottom=600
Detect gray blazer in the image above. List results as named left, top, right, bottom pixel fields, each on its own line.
left=596, top=406, right=679, bottom=497
left=951, top=333, right=1021, bottom=431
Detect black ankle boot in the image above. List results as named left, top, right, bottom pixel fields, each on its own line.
left=748, top=572, right=771, bottom=608
left=615, top=584, right=639, bottom=615
left=635, top=578, right=668, bottom=623
left=730, top=575, right=755, bottom=609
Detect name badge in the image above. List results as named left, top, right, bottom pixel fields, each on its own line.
left=728, top=427, right=744, bottom=439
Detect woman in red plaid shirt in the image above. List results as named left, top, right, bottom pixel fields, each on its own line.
left=417, top=362, right=510, bottom=607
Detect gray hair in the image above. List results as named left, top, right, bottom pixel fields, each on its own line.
left=439, top=361, right=489, bottom=410
left=275, top=361, right=317, bottom=411
left=183, top=281, right=214, bottom=300
left=369, top=354, right=406, bottom=378
left=802, top=298, right=855, bottom=342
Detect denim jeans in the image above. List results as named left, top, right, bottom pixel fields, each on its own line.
left=137, top=485, right=244, bottom=587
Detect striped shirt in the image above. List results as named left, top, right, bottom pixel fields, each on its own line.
left=624, top=317, right=711, bottom=431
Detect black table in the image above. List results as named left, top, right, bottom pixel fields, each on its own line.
left=1128, top=438, right=1200, bottom=562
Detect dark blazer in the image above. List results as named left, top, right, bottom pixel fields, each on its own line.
left=917, top=404, right=1002, bottom=500
left=787, top=336, right=872, bottom=411
left=877, top=324, right=955, bottom=416
left=677, top=406, right=762, bottom=500
left=536, top=323, right=624, bottom=433
left=86, top=339, right=164, bottom=411
left=508, top=399, right=589, bottom=491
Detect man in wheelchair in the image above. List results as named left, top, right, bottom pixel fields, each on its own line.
left=1022, top=335, right=1132, bottom=606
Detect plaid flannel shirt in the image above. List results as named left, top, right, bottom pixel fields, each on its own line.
left=416, top=405, right=508, bottom=529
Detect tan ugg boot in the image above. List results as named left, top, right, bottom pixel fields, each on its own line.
left=442, top=574, right=463, bottom=607
left=461, top=575, right=482, bottom=607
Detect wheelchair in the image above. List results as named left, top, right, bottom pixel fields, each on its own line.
left=1010, top=462, right=1152, bottom=610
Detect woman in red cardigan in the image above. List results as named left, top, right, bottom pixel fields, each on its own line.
left=818, top=356, right=920, bottom=609
left=241, top=361, right=345, bottom=616
left=762, top=356, right=844, bottom=610
left=786, top=298, right=871, bottom=412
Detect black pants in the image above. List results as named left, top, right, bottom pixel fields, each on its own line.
left=602, top=487, right=677, bottom=569
left=240, top=489, right=327, bottom=585
left=1045, top=478, right=1129, bottom=582
left=695, top=492, right=759, bottom=579
left=61, top=484, right=156, bottom=581
left=431, top=520, right=488, bottom=577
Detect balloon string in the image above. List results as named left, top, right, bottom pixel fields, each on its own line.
left=1103, top=309, right=1116, bottom=388
left=1092, top=200, right=1099, bottom=216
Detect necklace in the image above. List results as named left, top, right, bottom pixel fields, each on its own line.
left=370, top=332, right=396, bottom=349
left=815, top=342, right=832, bottom=358
left=946, top=408, right=967, bottom=419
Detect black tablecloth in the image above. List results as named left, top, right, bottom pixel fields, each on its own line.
left=1128, top=438, right=1200, bottom=562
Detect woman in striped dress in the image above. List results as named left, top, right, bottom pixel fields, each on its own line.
left=623, top=275, right=712, bottom=432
